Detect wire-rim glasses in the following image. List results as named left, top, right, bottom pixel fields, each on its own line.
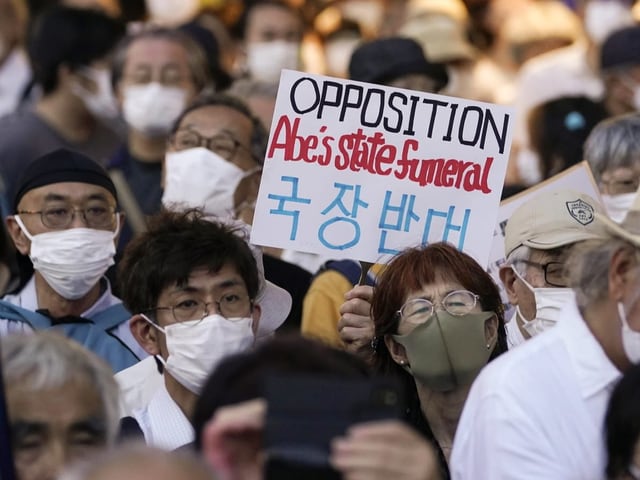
left=397, top=289, right=480, bottom=325
left=152, top=293, right=254, bottom=324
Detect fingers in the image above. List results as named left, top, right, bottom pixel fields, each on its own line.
left=330, top=421, right=439, bottom=480
left=344, top=285, right=374, bottom=302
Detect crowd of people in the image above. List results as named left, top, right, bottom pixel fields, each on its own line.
left=1, top=0, right=640, bottom=479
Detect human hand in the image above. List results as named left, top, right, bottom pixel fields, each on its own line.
left=338, top=285, right=375, bottom=356
left=201, top=399, right=266, bottom=480
left=330, top=420, right=440, bottom=480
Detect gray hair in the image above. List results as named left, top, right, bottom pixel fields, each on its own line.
left=1, top=332, right=119, bottom=444
left=505, top=245, right=532, bottom=276
left=110, top=27, right=213, bottom=93
left=583, top=113, right=640, bottom=183
left=568, top=236, right=634, bottom=310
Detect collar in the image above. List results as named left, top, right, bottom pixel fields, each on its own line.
left=145, top=382, right=194, bottom=450
left=557, top=298, right=622, bottom=399
left=4, top=275, right=120, bottom=317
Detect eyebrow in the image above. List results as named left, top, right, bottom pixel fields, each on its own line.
left=11, top=420, right=47, bottom=440
left=171, top=278, right=244, bottom=294
left=68, top=417, right=108, bottom=440
left=42, top=193, right=111, bottom=203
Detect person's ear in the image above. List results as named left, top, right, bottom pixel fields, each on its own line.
left=384, top=335, right=409, bottom=366
left=609, top=246, right=638, bottom=302
left=250, top=303, right=261, bottom=336
left=129, top=314, right=161, bottom=356
left=6, top=216, right=29, bottom=255
left=499, top=264, right=519, bottom=305
left=484, top=313, right=499, bottom=348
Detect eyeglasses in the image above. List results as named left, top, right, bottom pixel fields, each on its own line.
left=17, top=206, right=117, bottom=229
left=397, top=290, right=480, bottom=325
left=171, top=128, right=253, bottom=161
left=512, top=259, right=567, bottom=287
left=153, top=293, right=253, bottom=324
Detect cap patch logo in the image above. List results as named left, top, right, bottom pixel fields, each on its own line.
left=566, top=199, right=594, bottom=225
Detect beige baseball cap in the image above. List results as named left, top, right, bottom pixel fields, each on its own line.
left=596, top=184, right=640, bottom=247
left=504, top=189, right=607, bottom=258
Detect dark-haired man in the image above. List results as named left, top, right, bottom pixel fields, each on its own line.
left=0, top=148, right=144, bottom=372
left=0, top=5, right=125, bottom=203
left=117, top=209, right=290, bottom=450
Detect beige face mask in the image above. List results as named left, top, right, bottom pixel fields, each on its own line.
left=392, top=310, right=496, bottom=392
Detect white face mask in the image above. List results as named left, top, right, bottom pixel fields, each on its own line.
left=617, top=301, right=640, bottom=364
left=584, top=0, right=634, bottom=45
left=602, top=192, right=637, bottom=223
left=246, top=41, right=299, bottom=83
left=162, top=147, right=261, bottom=218
left=72, top=67, right=119, bottom=120
left=144, top=313, right=255, bottom=394
left=512, top=266, right=575, bottom=337
left=15, top=215, right=118, bottom=300
left=122, top=82, right=187, bottom=137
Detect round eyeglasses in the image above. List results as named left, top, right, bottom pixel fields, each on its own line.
left=397, top=290, right=480, bottom=325
left=153, top=293, right=253, bottom=324
left=171, top=128, right=253, bottom=162
left=17, top=206, right=117, bottom=229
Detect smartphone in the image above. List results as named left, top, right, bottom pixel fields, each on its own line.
left=263, top=374, right=403, bottom=480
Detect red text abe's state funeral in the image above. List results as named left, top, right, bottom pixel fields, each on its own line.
left=267, top=76, right=511, bottom=195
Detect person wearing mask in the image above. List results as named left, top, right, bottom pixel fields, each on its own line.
left=0, top=5, right=125, bottom=202
left=108, top=27, right=213, bottom=245
left=3, top=331, right=120, bottom=480
left=301, top=35, right=449, bottom=348
left=500, top=189, right=606, bottom=348
left=162, top=93, right=310, bottom=331
left=117, top=209, right=291, bottom=450
left=0, top=149, right=143, bottom=372
left=231, top=0, right=304, bottom=84
left=599, top=25, right=640, bottom=118
left=450, top=187, right=640, bottom=479
left=585, top=113, right=640, bottom=223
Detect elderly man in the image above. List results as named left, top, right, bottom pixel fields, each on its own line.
left=585, top=113, right=640, bottom=223
left=450, top=188, right=640, bottom=478
left=499, top=189, right=606, bottom=348
left=2, top=331, right=119, bottom=480
left=0, top=148, right=144, bottom=372
left=116, top=209, right=290, bottom=450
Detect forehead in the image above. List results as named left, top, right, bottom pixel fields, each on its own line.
left=18, top=182, right=115, bottom=208
left=178, top=105, right=253, bottom=138
left=246, top=4, right=301, bottom=34
left=159, top=264, right=247, bottom=298
left=125, top=37, right=189, bottom=69
left=7, top=378, right=103, bottom=426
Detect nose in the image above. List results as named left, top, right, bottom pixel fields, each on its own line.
left=69, top=209, right=89, bottom=228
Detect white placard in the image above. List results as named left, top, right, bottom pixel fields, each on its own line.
left=251, top=70, right=515, bottom=267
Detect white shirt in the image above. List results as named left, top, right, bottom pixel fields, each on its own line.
left=505, top=311, right=526, bottom=349
left=132, top=382, right=194, bottom=451
left=451, top=298, right=621, bottom=480
left=116, top=356, right=163, bottom=417
left=0, top=276, right=147, bottom=360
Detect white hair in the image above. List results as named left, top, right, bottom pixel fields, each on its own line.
left=505, top=244, right=532, bottom=276
left=1, top=331, right=119, bottom=444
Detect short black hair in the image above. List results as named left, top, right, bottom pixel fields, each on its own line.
left=191, top=334, right=371, bottom=451
left=27, top=5, right=125, bottom=94
left=170, top=92, right=268, bottom=164
left=117, top=209, right=259, bottom=316
left=605, top=363, right=640, bottom=479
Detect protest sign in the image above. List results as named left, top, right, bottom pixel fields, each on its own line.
left=487, top=161, right=602, bottom=308
left=251, top=70, right=515, bottom=267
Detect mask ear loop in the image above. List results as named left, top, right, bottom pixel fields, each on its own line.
left=140, top=313, right=168, bottom=372
left=12, top=215, right=34, bottom=241
left=510, top=265, right=537, bottom=324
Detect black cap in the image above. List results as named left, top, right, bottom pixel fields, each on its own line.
left=13, top=149, right=117, bottom=211
left=600, top=25, right=640, bottom=71
left=348, top=36, right=448, bottom=89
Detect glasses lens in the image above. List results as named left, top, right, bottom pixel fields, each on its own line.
left=209, top=135, right=237, bottom=159
left=172, top=300, right=205, bottom=323
left=545, top=262, right=567, bottom=287
left=400, top=299, right=434, bottom=324
left=174, top=130, right=202, bottom=150
left=443, top=290, right=477, bottom=316
left=84, top=205, right=114, bottom=228
left=218, top=293, right=251, bottom=319
left=42, top=207, right=72, bottom=228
